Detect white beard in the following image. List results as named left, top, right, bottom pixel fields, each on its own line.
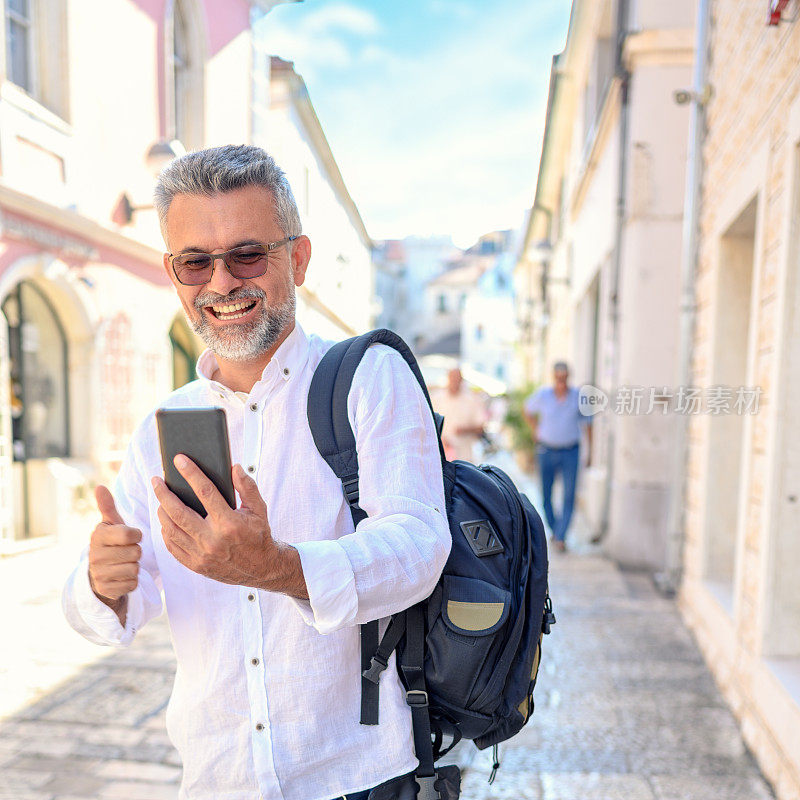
left=187, top=287, right=296, bottom=362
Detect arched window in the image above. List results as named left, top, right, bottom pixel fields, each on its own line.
left=169, top=316, right=202, bottom=389
left=1, top=281, right=69, bottom=461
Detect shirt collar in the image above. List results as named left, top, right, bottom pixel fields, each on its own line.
left=196, top=322, right=310, bottom=402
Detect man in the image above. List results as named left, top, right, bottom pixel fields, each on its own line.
left=429, top=367, right=488, bottom=462
left=523, top=361, right=591, bottom=552
left=62, top=145, right=451, bottom=800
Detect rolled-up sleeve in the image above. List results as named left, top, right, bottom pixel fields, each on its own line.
left=293, top=346, right=450, bottom=634
left=62, top=426, right=163, bottom=646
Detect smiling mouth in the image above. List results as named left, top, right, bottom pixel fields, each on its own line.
left=205, top=299, right=259, bottom=321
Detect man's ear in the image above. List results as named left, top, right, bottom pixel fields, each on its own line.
left=163, top=252, right=177, bottom=287
left=291, top=235, right=311, bottom=287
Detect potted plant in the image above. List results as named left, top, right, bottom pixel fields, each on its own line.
left=503, top=383, right=538, bottom=473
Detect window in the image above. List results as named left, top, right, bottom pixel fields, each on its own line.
left=703, top=196, right=757, bottom=613
left=173, top=0, right=190, bottom=145
left=167, top=0, right=204, bottom=148
left=2, top=281, right=69, bottom=461
left=2, top=0, right=69, bottom=119
left=5, top=0, right=33, bottom=93
left=437, top=294, right=447, bottom=314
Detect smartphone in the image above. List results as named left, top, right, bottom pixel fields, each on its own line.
left=155, top=408, right=236, bottom=517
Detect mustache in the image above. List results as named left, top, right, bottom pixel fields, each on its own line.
left=194, top=287, right=265, bottom=309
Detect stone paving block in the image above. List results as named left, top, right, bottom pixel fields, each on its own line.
left=97, top=780, right=179, bottom=799
left=540, top=772, right=656, bottom=800
left=40, top=669, right=173, bottom=727
left=39, top=773, right=105, bottom=797
left=95, top=759, right=182, bottom=783
left=69, top=742, right=125, bottom=761
left=484, top=744, right=629, bottom=774
left=461, top=769, right=542, bottom=799
left=14, top=737, right=75, bottom=758
left=0, top=770, right=56, bottom=793
left=649, top=772, right=775, bottom=800
left=116, top=743, right=174, bottom=763
left=78, top=725, right=147, bottom=747
left=142, top=730, right=173, bottom=747
left=4, top=755, right=100, bottom=774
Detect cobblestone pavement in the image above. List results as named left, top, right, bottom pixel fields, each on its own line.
left=0, top=467, right=776, bottom=800
left=456, top=552, right=776, bottom=800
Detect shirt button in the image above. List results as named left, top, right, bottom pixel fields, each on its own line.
left=283, top=368, right=290, bottom=376
left=251, top=657, right=260, bottom=666
left=250, top=402, right=258, bottom=411
left=255, top=723, right=264, bottom=731
left=247, top=593, right=255, bottom=601
left=247, top=465, right=255, bottom=473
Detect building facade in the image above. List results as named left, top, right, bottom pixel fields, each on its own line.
left=0, top=0, right=373, bottom=550
left=679, top=2, right=800, bottom=797
left=373, top=235, right=458, bottom=353
left=515, top=0, right=696, bottom=568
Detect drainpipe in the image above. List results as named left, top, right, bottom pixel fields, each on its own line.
left=656, top=0, right=712, bottom=594
left=595, top=0, right=630, bottom=544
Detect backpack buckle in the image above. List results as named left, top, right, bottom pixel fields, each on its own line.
left=341, top=475, right=360, bottom=507
left=405, top=689, right=429, bottom=708
left=362, top=655, right=388, bottom=684
left=415, top=775, right=441, bottom=800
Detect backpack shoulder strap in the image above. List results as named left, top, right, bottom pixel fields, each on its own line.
left=307, top=328, right=444, bottom=494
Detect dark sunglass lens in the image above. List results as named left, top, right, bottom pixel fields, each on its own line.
left=228, top=247, right=268, bottom=278
left=174, top=254, right=213, bottom=285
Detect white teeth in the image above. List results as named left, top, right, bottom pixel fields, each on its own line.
left=212, top=301, right=251, bottom=313
left=209, top=300, right=257, bottom=317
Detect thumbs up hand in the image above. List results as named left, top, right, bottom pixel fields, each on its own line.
left=88, top=485, right=143, bottom=609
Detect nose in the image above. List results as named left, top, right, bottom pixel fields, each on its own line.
left=205, top=256, right=245, bottom=297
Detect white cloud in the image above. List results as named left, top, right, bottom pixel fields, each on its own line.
left=262, top=0, right=571, bottom=245
left=302, top=3, right=380, bottom=36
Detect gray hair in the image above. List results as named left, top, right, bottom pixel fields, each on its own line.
left=153, top=144, right=302, bottom=244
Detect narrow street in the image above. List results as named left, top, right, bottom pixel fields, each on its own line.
left=0, top=465, right=775, bottom=800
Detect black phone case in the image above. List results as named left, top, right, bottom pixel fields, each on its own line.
left=155, top=408, right=236, bottom=517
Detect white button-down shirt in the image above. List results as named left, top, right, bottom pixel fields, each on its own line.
left=62, top=323, right=450, bottom=800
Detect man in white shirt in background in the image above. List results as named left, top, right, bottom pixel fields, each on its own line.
left=62, top=144, right=451, bottom=800
left=429, top=367, right=489, bottom=462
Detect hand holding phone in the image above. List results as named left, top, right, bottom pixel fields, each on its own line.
left=156, top=408, right=236, bottom=517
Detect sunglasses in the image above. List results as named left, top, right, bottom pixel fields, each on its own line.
left=168, top=237, right=297, bottom=286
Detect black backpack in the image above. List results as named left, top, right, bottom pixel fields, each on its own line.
left=307, top=330, right=554, bottom=799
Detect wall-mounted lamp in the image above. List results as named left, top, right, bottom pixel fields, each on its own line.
left=145, top=139, right=185, bottom=174
left=111, top=140, right=185, bottom=226
left=673, top=85, right=713, bottom=106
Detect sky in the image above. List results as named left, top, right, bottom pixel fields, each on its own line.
left=259, top=0, right=573, bottom=249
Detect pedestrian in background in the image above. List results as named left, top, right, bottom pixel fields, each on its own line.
left=524, top=361, right=592, bottom=552
left=430, top=367, right=489, bottom=462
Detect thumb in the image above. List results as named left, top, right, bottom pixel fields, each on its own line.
left=233, top=464, right=267, bottom=514
left=95, top=484, right=124, bottom=525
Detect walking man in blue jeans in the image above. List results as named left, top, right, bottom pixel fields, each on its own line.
left=524, top=361, right=592, bottom=552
